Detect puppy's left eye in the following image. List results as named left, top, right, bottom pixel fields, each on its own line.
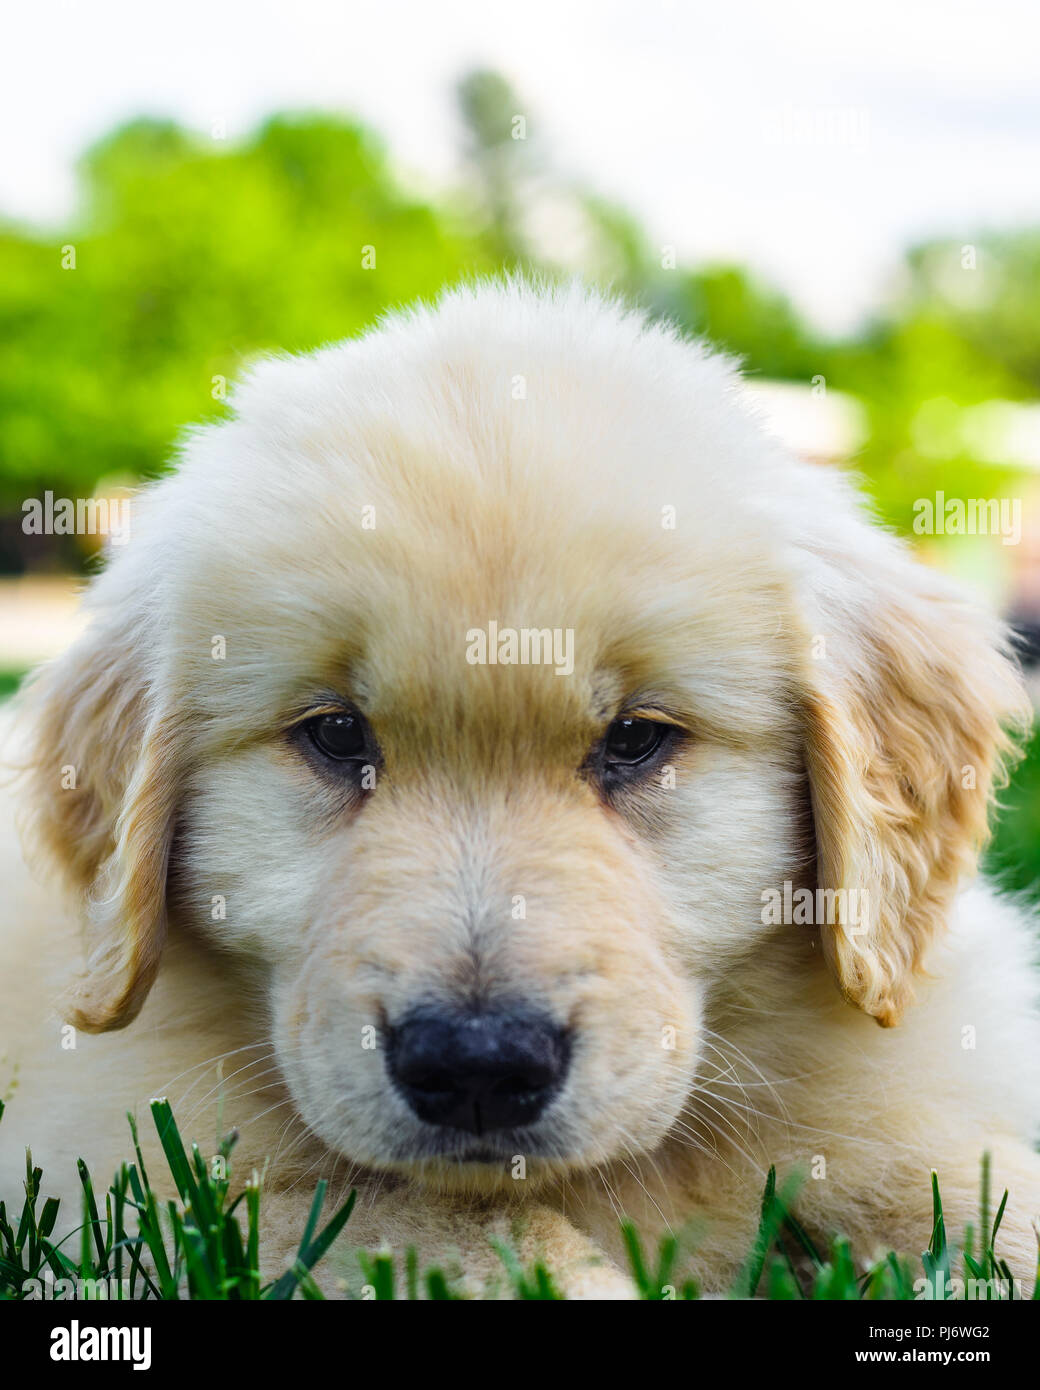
left=604, top=717, right=668, bottom=765
left=307, top=712, right=367, bottom=761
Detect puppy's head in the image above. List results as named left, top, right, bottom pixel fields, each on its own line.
left=21, top=283, right=1028, bottom=1186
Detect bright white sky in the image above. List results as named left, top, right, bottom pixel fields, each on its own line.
left=2, top=0, right=1038, bottom=332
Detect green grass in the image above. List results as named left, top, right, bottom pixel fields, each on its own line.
left=0, top=1098, right=354, bottom=1301
left=0, top=668, right=25, bottom=700
left=1, top=1098, right=1036, bottom=1300
left=986, top=722, right=1040, bottom=901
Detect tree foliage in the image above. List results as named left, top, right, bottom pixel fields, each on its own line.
left=1, top=81, right=1039, bottom=570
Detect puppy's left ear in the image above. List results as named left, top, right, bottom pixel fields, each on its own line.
left=799, top=518, right=1030, bottom=1027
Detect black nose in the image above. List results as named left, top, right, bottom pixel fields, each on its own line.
left=387, top=1008, right=570, bottom=1134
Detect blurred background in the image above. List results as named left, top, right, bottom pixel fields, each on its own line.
left=2, top=0, right=1040, bottom=892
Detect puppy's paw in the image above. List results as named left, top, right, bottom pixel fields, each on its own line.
left=495, top=1204, right=636, bottom=1300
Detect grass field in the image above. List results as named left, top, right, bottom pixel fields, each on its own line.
left=1, top=1098, right=1036, bottom=1301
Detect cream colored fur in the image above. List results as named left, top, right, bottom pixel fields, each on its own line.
left=2, top=280, right=1039, bottom=1298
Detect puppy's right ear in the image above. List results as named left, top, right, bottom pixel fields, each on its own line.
left=18, top=601, right=179, bottom=1033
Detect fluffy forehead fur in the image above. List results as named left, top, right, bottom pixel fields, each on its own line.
left=142, top=283, right=802, bottom=748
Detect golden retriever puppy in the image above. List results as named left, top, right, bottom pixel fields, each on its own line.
left=2, top=280, right=1039, bottom=1298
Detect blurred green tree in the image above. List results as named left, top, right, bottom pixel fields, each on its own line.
left=3, top=85, right=1040, bottom=574
left=0, top=113, right=495, bottom=566
left=652, top=265, right=823, bottom=381
left=456, top=69, right=538, bottom=266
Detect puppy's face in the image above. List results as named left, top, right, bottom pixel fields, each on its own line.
left=24, top=287, right=1024, bottom=1189
left=172, top=447, right=803, bottom=1185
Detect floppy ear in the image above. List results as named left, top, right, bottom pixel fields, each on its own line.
left=18, top=600, right=179, bottom=1033
left=799, top=522, right=1030, bottom=1027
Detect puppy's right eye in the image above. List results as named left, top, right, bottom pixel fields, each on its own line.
left=307, top=712, right=367, bottom=761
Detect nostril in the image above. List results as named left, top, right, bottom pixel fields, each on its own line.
left=388, top=1007, right=570, bottom=1136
